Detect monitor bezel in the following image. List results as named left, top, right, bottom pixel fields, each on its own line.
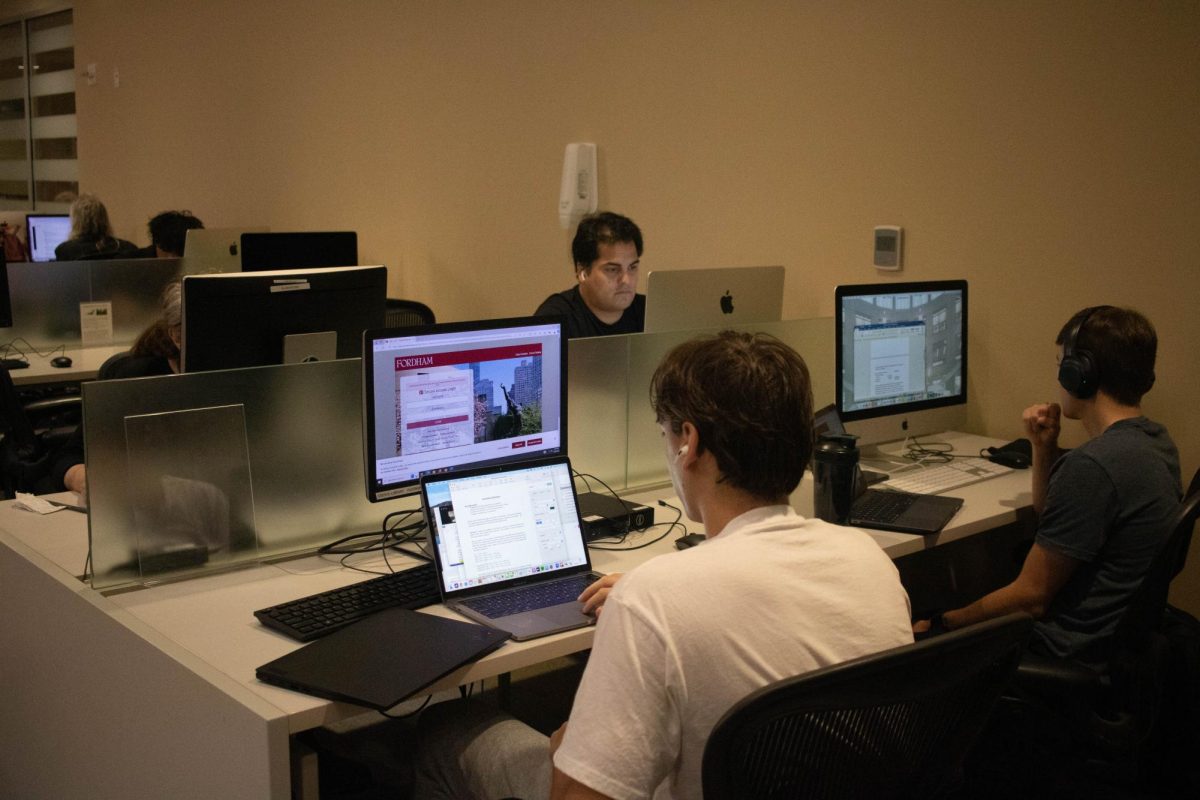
left=362, top=315, right=567, bottom=503
left=834, top=279, right=968, bottom=424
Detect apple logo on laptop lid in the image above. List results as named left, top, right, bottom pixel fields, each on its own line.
left=720, top=290, right=734, bottom=315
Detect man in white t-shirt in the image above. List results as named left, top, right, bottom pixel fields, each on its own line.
left=413, top=330, right=913, bottom=800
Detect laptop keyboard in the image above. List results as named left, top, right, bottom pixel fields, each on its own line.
left=849, top=490, right=919, bottom=525
left=254, top=562, right=440, bottom=642
left=461, top=573, right=599, bottom=619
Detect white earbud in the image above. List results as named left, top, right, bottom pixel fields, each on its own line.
left=676, top=444, right=689, bottom=458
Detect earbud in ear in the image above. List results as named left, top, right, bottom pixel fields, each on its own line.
left=677, top=444, right=689, bottom=457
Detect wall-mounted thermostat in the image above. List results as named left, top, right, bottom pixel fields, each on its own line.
left=873, top=225, right=903, bottom=270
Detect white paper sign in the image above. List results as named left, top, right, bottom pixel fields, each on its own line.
left=80, top=301, right=114, bottom=345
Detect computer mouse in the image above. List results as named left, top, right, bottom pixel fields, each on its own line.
left=987, top=449, right=1030, bottom=469
left=50, top=356, right=73, bottom=368
left=674, top=533, right=707, bottom=550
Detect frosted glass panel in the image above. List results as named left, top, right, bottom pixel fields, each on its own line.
left=566, top=317, right=832, bottom=493
left=86, top=359, right=414, bottom=589
left=124, top=405, right=258, bottom=581
left=566, top=335, right=631, bottom=487
left=6, top=257, right=235, bottom=349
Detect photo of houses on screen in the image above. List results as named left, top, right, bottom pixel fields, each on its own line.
left=391, top=344, right=544, bottom=458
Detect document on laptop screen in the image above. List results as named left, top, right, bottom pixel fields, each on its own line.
left=426, top=464, right=587, bottom=592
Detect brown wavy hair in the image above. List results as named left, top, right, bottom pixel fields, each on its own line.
left=650, top=330, right=814, bottom=500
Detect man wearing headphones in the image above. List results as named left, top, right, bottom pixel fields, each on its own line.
left=930, top=306, right=1180, bottom=667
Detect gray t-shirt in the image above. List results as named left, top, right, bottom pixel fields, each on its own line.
left=1032, top=416, right=1181, bottom=666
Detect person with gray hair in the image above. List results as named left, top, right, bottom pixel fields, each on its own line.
left=54, top=193, right=139, bottom=261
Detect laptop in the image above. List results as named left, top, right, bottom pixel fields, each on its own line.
left=256, top=607, right=510, bottom=710
left=181, top=226, right=269, bottom=272
left=847, top=489, right=964, bottom=535
left=643, top=265, right=784, bottom=333
left=421, top=456, right=602, bottom=641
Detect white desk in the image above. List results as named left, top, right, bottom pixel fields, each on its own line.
left=0, top=432, right=1032, bottom=799
left=7, top=343, right=127, bottom=386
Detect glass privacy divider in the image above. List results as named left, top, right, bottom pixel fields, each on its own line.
left=568, top=317, right=832, bottom=493
left=84, top=359, right=419, bottom=590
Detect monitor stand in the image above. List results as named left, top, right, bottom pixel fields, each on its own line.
left=283, top=331, right=337, bottom=364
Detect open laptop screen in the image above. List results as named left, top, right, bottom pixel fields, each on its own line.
left=422, top=459, right=589, bottom=596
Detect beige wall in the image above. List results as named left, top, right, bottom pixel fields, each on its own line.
left=63, top=1, right=1200, bottom=610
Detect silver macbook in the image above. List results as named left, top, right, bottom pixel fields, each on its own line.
left=421, top=456, right=601, bottom=641
left=644, top=265, right=785, bottom=333
left=181, top=226, right=269, bottom=273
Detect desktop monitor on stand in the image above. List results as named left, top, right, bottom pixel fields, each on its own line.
left=181, top=265, right=387, bottom=372
left=834, top=279, right=968, bottom=453
left=362, top=317, right=567, bottom=502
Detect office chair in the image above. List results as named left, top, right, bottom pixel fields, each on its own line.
left=385, top=298, right=435, bottom=328
left=701, top=612, right=1034, bottom=800
left=97, top=349, right=134, bottom=380
left=1008, top=466, right=1200, bottom=783
left=0, top=364, right=70, bottom=497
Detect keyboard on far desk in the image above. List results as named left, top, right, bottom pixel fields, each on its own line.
left=254, top=561, right=441, bottom=642
left=879, top=457, right=1011, bottom=495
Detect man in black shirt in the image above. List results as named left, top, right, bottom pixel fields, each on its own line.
left=534, top=212, right=645, bottom=338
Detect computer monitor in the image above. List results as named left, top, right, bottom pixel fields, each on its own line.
left=181, top=265, right=386, bottom=372
left=363, top=317, right=566, bottom=502
left=25, top=214, right=71, bottom=262
left=835, top=279, right=968, bottom=448
left=240, top=231, right=357, bottom=272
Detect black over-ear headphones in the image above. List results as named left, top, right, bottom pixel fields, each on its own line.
left=1058, top=306, right=1110, bottom=399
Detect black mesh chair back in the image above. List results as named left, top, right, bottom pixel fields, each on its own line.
left=385, top=298, right=435, bottom=328
left=0, top=364, right=37, bottom=455
left=1, top=364, right=47, bottom=497
left=1113, top=468, right=1200, bottom=653
left=702, top=613, right=1034, bottom=800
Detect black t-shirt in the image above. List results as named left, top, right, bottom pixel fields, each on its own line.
left=1031, top=416, right=1181, bottom=667
left=534, top=286, right=645, bottom=339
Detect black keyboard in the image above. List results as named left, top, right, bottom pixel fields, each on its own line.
left=848, top=490, right=919, bottom=525
left=254, top=562, right=441, bottom=642
left=460, top=573, right=598, bottom=619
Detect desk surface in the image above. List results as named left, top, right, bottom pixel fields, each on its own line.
left=7, top=343, right=127, bottom=385
left=1, top=432, right=1032, bottom=737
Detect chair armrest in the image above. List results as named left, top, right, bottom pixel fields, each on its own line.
left=1015, top=651, right=1102, bottom=694
left=25, top=396, right=82, bottom=414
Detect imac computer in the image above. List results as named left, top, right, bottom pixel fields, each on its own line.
left=362, top=317, right=566, bottom=501
left=240, top=231, right=357, bottom=272
left=835, top=279, right=968, bottom=448
left=25, top=214, right=71, bottom=262
left=181, top=265, right=386, bottom=372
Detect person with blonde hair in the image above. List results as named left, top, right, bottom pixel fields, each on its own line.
left=54, top=193, right=139, bottom=260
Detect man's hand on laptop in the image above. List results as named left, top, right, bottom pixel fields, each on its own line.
left=579, top=574, right=623, bottom=618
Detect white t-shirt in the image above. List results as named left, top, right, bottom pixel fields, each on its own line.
left=554, top=505, right=913, bottom=800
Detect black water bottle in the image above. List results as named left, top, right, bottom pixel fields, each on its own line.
left=813, top=433, right=862, bottom=524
